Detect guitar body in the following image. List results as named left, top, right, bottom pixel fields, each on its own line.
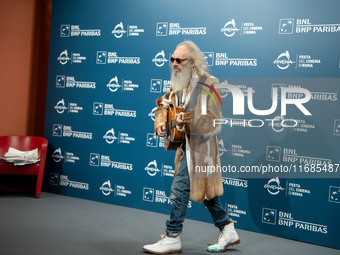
left=164, top=106, right=189, bottom=151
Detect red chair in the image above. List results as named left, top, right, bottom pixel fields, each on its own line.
left=0, top=135, right=48, bottom=198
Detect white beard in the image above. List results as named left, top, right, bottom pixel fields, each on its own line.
left=171, top=64, right=192, bottom=92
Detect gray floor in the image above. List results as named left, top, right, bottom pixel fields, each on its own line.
left=0, top=192, right=338, bottom=255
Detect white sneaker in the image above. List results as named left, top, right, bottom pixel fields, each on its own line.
left=207, top=222, right=240, bottom=253
left=142, top=234, right=182, bottom=254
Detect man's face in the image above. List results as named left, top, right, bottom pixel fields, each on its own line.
left=170, top=45, right=195, bottom=91
left=171, top=45, right=193, bottom=74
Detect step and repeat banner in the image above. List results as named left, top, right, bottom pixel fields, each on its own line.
left=43, top=0, right=340, bottom=249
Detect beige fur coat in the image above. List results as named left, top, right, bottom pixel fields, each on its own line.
left=154, top=74, right=223, bottom=203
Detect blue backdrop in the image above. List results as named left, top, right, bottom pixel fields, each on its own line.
left=44, top=0, right=340, bottom=249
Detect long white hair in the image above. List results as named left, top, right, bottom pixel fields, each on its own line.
left=176, top=40, right=207, bottom=77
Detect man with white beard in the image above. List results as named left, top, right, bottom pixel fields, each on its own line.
left=143, top=41, right=240, bottom=254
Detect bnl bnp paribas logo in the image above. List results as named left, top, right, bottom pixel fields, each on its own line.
left=203, top=52, right=214, bottom=66
left=266, top=145, right=332, bottom=167
left=279, top=19, right=294, bottom=34
left=156, top=22, right=207, bottom=36
left=150, top=79, right=171, bottom=93
left=262, top=208, right=328, bottom=234
left=60, top=24, right=101, bottom=37
left=96, top=51, right=140, bottom=64
left=329, top=186, right=340, bottom=203
left=266, top=146, right=281, bottom=162
left=333, top=119, right=340, bottom=136
left=279, top=18, right=340, bottom=34
left=146, top=133, right=164, bottom=148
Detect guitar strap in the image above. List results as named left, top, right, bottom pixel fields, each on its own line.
left=184, top=75, right=206, bottom=111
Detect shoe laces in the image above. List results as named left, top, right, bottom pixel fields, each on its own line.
left=155, top=235, right=166, bottom=246
left=208, top=232, right=223, bottom=248
left=212, top=222, right=237, bottom=247
left=216, top=232, right=228, bottom=246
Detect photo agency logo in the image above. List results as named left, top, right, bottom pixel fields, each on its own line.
left=197, top=81, right=222, bottom=115
left=212, top=81, right=312, bottom=129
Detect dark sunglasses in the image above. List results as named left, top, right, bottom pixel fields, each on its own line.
left=170, top=57, right=190, bottom=64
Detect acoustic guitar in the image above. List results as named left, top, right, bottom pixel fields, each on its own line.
left=164, top=106, right=190, bottom=151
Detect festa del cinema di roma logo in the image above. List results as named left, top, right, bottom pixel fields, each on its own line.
left=273, top=51, right=295, bottom=70
left=199, top=81, right=312, bottom=127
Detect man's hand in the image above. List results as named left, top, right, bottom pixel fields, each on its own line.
left=176, top=112, right=186, bottom=127
left=156, top=125, right=166, bottom=137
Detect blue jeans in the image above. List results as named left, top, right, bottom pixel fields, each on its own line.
left=166, top=146, right=231, bottom=237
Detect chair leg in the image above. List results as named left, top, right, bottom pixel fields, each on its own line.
left=35, top=173, right=43, bottom=198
